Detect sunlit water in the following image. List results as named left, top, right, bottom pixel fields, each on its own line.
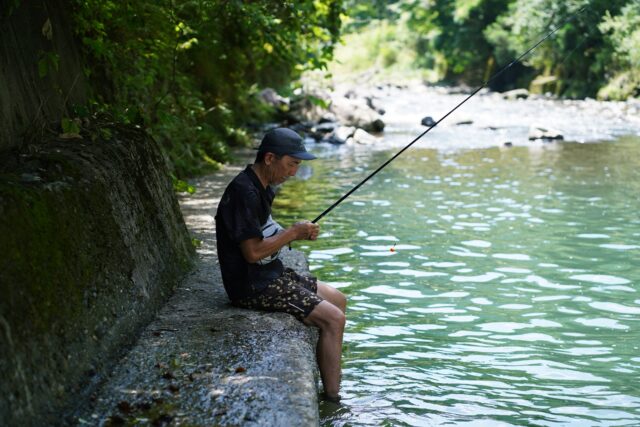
left=274, top=88, right=640, bottom=426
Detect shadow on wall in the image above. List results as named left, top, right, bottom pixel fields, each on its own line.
left=0, top=125, right=195, bottom=425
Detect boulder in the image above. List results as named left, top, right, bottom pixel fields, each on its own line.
left=365, top=96, right=386, bottom=115
left=326, top=126, right=355, bottom=145
left=330, top=97, right=385, bottom=133
left=528, top=126, right=564, bottom=141
left=309, top=122, right=338, bottom=141
left=502, top=89, right=530, bottom=100
left=421, top=116, right=436, bottom=127
left=343, top=89, right=357, bottom=99
left=259, top=88, right=290, bottom=109
left=288, top=91, right=332, bottom=123
left=288, top=122, right=314, bottom=135
left=352, top=128, right=377, bottom=145
left=318, top=114, right=337, bottom=124
left=314, top=122, right=338, bottom=133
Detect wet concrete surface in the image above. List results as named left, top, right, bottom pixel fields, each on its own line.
left=75, top=160, right=320, bottom=426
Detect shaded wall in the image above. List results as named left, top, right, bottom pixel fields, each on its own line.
left=0, top=127, right=195, bottom=426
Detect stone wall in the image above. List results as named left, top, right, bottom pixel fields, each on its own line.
left=0, top=126, right=195, bottom=426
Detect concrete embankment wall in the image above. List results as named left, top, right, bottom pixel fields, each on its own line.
left=0, top=127, right=195, bottom=426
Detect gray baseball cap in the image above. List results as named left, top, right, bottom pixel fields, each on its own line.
left=257, top=128, right=316, bottom=160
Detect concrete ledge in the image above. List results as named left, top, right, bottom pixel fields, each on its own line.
left=76, top=163, right=320, bottom=426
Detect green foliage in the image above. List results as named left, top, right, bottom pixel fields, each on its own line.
left=37, top=51, right=59, bottom=78
left=61, top=117, right=81, bottom=134
left=171, top=174, right=196, bottom=195
left=338, top=0, right=638, bottom=99
left=405, top=0, right=514, bottom=84
left=69, top=0, right=343, bottom=177
left=485, top=0, right=626, bottom=97
left=600, top=2, right=640, bottom=68
left=338, top=0, right=513, bottom=83
left=597, top=2, right=640, bottom=99
left=329, top=15, right=427, bottom=82
left=342, top=0, right=403, bottom=31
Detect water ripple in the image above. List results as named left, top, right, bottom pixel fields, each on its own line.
left=497, top=359, right=609, bottom=382
left=493, top=253, right=532, bottom=261
left=461, top=240, right=492, bottom=248
left=361, top=285, right=425, bottom=298
left=577, top=233, right=610, bottom=239
left=570, top=274, right=631, bottom=285
left=575, top=318, right=630, bottom=330
left=379, top=269, right=447, bottom=278
left=600, top=243, right=640, bottom=250
left=283, top=129, right=640, bottom=426
left=588, top=302, right=640, bottom=315
left=496, top=333, right=561, bottom=343
left=478, top=322, right=529, bottom=333
left=451, top=272, right=503, bottom=282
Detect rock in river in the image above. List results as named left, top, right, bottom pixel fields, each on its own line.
left=421, top=116, right=436, bottom=127
left=528, top=126, right=564, bottom=141
left=327, top=125, right=356, bottom=144
left=502, top=88, right=530, bottom=100
left=352, top=128, right=378, bottom=145
left=330, top=96, right=385, bottom=133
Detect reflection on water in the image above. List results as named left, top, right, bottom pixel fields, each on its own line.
left=276, top=135, right=640, bottom=426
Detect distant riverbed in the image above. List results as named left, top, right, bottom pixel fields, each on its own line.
left=275, top=87, right=640, bottom=426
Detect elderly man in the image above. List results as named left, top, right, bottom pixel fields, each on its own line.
left=215, top=127, right=347, bottom=402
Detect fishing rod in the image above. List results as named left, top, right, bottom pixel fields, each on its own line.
left=312, top=6, right=587, bottom=224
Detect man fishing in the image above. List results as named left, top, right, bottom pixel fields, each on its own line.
left=215, top=127, right=347, bottom=403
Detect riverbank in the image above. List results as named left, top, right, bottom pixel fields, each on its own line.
left=74, top=154, right=321, bottom=426
left=263, top=75, right=640, bottom=154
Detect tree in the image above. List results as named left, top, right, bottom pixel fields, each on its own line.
left=405, top=0, right=514, bottom=84
left=485, top=0, right=627, bottom=97
left=71, top=0, right=344, bottom=176
left=598, top=1, right=640, bottom=99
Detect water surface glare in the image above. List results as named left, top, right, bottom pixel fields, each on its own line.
left=275, top=137, right=640, bottom=426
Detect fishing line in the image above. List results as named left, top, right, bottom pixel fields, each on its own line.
left=312, top=5, right=588, bottom=224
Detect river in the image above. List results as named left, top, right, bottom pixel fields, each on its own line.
left=275, top=86, right=640, bottom=426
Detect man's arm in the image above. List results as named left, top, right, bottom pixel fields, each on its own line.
left=240, top=221, right=319, bottom=264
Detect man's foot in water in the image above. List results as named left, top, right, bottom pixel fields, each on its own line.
left=321, top=392, right=342, bottom=404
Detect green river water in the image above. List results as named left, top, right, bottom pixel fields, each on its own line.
left=275, top=134, right=640, bottom=426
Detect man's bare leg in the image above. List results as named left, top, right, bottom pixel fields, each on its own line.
left=317, top=282, right=347, bottom=313
left=304, top=300, right=345, bottom=399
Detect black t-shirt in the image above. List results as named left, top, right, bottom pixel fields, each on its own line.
left=215, top=165, right=284, bottom=300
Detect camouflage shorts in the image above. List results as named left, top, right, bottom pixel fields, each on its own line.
left=233, top=268, right=323, bottom=321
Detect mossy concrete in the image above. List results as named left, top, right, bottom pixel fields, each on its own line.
left=73, top=160, right=321, bottom=426
left=0, top=126, right=194, bottom=426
